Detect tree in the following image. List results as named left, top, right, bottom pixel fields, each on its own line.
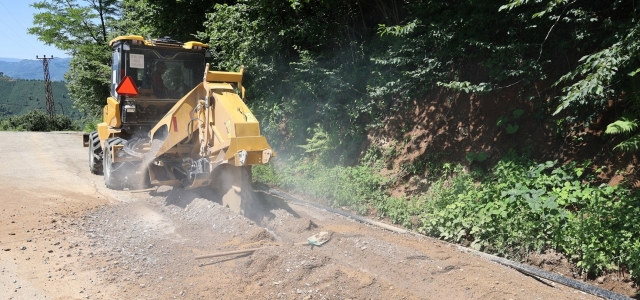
left=197, top=0, right=390, bottom=161
left=29, top=0, right=120, bottom=114
left=118, top=0, right=226, bottom=43
left=29, top=0, right=119, bottom=50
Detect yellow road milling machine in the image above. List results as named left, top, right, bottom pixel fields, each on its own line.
left=83, top=35, right=274, bottom=215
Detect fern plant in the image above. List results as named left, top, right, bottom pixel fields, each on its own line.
left=298, top=124, right=334, bottom=158
left=605, top=116, right=640, bottom=151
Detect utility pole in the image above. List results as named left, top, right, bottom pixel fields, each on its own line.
left=36, top=55, right=55, bottom=118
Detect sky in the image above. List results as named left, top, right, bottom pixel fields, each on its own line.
left=0, top=0, right=68, bottom=60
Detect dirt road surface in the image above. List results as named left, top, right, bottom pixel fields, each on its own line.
left=0, top=132, right=604, bottom=299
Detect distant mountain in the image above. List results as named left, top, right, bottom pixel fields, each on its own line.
left=0, top=57, right=23, bottom=63
left=0, top=57, right=70, bottom=81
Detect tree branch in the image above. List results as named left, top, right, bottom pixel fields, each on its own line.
left=537, top=0, right=576, bottom=62
left=98, top=0, right=107, bottom=43
left=64, top=0, right=100, bottom=44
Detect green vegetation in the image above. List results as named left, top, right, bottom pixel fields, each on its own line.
left=0, top=109, right=78, bottom=131
left=465, top=151, right=488, bottom=163
left=414, top=154, right=640, bottom=279
left=606, top=115, right=640, bottom=152
left=497, top=109, right=525, bottom=135
left=0, top=75, right=79, bottom=118
left=29, top=1, right=640, bottom=152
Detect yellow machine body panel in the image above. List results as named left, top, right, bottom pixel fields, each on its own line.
left=96, top=122, right=121, bottom=149
left=96, top=123, right=109, bottom=148
left=205, top=70, right=243, bottom=86
left=183, top=41, right=209, bottom=50
left=103, top=97, right=120, bottom=128
left=149, top=83, right=209, bottom=155
left=213, top=90, right=258, bottom=138
left=109, top=36, right=210, bottom=49
left=109, top=35, right=146, bottom=46
left=148, top=64, right=274, bottom=170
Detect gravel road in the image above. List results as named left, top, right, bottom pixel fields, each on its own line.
left=0, top=132, right=602, bottom=299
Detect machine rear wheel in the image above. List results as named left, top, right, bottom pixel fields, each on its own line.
left=88, top=131, right=103, bottom=174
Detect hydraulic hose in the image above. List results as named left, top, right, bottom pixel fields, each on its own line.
left=457, top=246, right=634, bottom=300
left=122, top=137, right=148, bottom=158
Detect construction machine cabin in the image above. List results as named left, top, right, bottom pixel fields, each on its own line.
left=83, top=35, right=274, bottom=215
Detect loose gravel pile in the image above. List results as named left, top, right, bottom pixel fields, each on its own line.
left=58, top=185, right=603, bottom=299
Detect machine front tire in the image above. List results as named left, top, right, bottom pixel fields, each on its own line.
left=88, top=131, right=103, bottom=174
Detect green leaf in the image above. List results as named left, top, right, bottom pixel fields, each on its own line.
left=606, top=117, right=638, bottom=135
left=612, top=133, right=640, bottom=152
left=471, top=240, right=483, bottom=250
left=512, top=109, right=524, bottom=119
left=466, top=152, right=476, bottom=163
left=506, top=124, right=519, bottom=134
left=497, top=116, right=508, bottom=126
left=476, top=152, right=488, bottom=162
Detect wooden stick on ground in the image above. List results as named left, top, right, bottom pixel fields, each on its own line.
left=195, top=247, right=267, bottom=260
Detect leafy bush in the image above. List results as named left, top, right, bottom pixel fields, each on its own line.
left=466, top=151, right=488, bottom=163
left=253, top=146, right=391, bottom=214
left=254, top=159, right=387, bottom=214
left=81, top=114, right=101, bottom=133
left=0, top=110, right=79, bottom=131
left=374, top=150, right=640, bottom=279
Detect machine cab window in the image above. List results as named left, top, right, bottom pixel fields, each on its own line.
left=110, top=37, right=206, bottom=101
left=124, top=49, right=205, bottom=99
left=108, top=36, right=207, bottom=124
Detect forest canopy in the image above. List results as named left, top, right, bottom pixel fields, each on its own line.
left=28, top=0, right=640, bottom=155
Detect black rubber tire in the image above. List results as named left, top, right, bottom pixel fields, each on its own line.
left=103, top=137, right=152, bottom=190
left=103, top=137, right=127, bottom=190
left=88, top=131, right=103, bottom=174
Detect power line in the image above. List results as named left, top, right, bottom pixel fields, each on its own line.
left=0, top=1, right=28, bottom=30
left=0, top=26, right=18, bottom=45
left=0, top=1, right=41, bottom=49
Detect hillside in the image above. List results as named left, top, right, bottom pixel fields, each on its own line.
left=0, top=75, right=79, bottom=119
left=0, top=57, right=69, bottom=81
left=0, top=57, right=22, bottom=63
